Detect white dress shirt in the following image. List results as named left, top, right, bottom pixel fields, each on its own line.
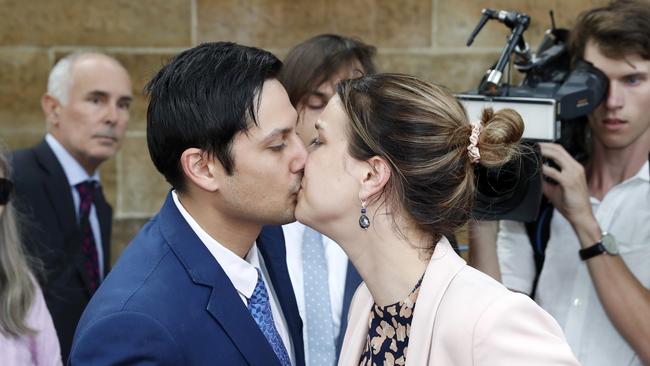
left=172, top=191, right=294, bottom=365
left=498, top=161, right=649, bottom=366
left=283, top=221, right=349, bottom=364
left=46, top=133, right=105, bottom=279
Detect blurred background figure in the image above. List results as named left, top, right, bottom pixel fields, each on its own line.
left=276, top=34, right=375, bottom=366
left=10, top=52, right=132, bottom=360
left=0, top=144, right=62, bottom=366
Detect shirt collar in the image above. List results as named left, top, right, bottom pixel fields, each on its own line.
left=636, top=160, right=649, bottom=182
left=171, top=190, right=259, bottom=299
left=45, top=134, right=100, bottom=187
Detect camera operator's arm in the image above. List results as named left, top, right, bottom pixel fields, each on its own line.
left=540, top=142, right=650, bottom=364
left=468, top=220, right=501, bottom=280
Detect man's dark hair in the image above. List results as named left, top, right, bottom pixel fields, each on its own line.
left=145, top=42, right=282, bottom=191
left=280, top=34, right=376, bottom=108
left=570, top=0, right=650, bottom=62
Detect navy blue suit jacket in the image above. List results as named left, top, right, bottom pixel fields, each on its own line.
left=338, top=260, right=362, bottom=354
left=11, top=140, right=112, bottom=361
left=69, top=193, right=305, bottom=366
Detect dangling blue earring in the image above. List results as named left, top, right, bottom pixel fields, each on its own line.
left=359, top=200, right=370, bottom=229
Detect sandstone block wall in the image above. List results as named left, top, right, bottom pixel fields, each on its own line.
left=0, top=0, right=607, bottom=262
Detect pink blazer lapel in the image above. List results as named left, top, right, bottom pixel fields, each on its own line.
left=406, top=238, right=466, bottom=365
left=337, top=282, right=372, bottom=366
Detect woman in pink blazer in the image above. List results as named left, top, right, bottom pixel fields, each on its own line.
left=295, top=73, right=579, bottom=365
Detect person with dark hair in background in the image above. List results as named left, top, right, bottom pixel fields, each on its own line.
left=269, top=33, right=375, bottom=366
left=482, top=1, right=650, bottom=364
left=70, top=42, right=307, bottom=365
left=10, top=52, right=132, bottom=360
left=296, top=73, right=578, bottom=365
left=0, top=145, right=62, bottom=366
left=280, top=34, right=376, bottom=145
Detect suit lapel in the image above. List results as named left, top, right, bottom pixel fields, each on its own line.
left=406, top=238, right=465, bottom=366
left=35, top=140, right=115, bottom=294
left=34, top=141, right=78, bottom=244
left=204, top=278, right=281, bottom=366
left=94, top=185, right=112, bottom=274
left=34, top=141, right=97, bottom=294
left=336, top=260, right=362, bottom=355
left=158, top=194, right=281, bottom=366
left=338, top=283, right=372, bottom=366
left=257, top=225, right=305, bottom=366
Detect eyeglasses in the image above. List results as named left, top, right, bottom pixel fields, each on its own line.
left=0, top=178, right=14, bottom=205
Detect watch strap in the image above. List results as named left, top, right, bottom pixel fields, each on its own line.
left=579, top=242, right=606, bottom=260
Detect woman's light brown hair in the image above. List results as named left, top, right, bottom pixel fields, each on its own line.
left=337, top=73, right=524, bottom=249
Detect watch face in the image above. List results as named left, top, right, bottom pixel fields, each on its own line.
left=602, top=232, right=619, bottom=255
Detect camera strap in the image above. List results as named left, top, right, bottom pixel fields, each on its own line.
left=524, top=196, right=554, bottom=299
left=523, top=153, right=650, bottom=299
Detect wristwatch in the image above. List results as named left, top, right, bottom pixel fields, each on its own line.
left=579, top=232, right=619, bottom=260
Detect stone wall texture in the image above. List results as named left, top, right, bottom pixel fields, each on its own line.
left=1, top=0, right=608, bottom=263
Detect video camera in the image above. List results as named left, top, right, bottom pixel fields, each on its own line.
left=457, top=9, right=609, bottom=222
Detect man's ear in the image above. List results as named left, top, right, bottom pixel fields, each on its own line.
left=359, top=156, right=391, bottom=203
left=180, top=148, right=222, bottom=192
left=41, top=94, right=61, bottom=127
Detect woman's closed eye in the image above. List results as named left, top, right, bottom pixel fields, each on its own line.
left=305, top=137, right=323, bottom=152
left=311, top=137, right=323, bottom=148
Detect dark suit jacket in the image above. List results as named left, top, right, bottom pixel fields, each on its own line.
left=338, top=260, right=362, bottom=355
left=11, top=140, right=111, bottom=360
left=69, top=193, right=306, bottom=366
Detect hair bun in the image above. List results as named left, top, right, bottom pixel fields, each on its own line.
left=475, top=107, right=524, bottom=168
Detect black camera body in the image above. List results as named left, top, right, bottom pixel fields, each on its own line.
left=457, top=9, right=609, bottom=222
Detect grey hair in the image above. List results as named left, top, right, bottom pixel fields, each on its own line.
left=47, top=51, right=122, bottom=105
left=0, top=144, right=36, bottom=337
left=46, top=52, right=80, bottom=105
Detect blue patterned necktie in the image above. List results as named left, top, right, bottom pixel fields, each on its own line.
left=248, top=268, right=292, bottom=366
left=302, top=226, right=336, bottom=366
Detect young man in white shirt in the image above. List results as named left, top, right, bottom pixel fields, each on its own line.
left=494, top=1, right=650, bottom=364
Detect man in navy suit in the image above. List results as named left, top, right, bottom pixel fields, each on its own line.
left=11, top=52, right=133, bottom=361
left=70, top=42, right=307, bottom=365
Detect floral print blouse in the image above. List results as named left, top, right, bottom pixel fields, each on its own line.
left=358, top=278, right=423, bottom=366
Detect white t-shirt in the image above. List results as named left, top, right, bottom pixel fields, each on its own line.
left=498, top=161, right=649, bottom=366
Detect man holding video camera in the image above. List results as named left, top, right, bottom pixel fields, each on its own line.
left=494, top=1, right=650, bottom=365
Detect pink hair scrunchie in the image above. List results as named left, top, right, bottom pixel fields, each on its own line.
left=467, top=121, right=482, bottom=164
